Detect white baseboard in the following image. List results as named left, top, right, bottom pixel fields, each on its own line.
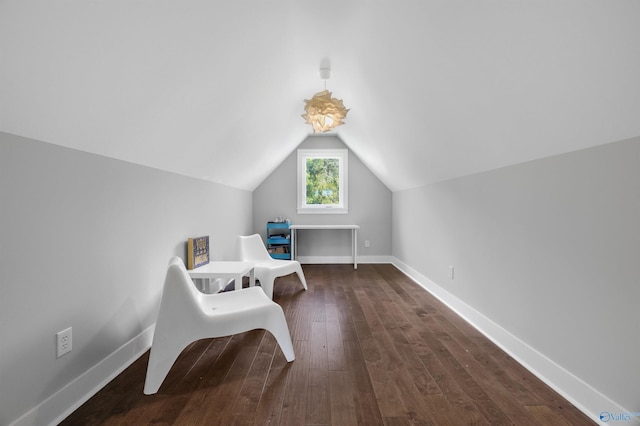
left=11, top=325, right=154, bottom=426
left=297, top=255, right=392, bottom=265
left=391, top=257, right=636, bottom=426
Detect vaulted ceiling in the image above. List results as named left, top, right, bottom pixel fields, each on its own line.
left=2, top=1, right=639, bottom=191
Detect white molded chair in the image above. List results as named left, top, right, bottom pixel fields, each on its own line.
left=143, top=256, right=294, bottom=395
left=235, top=234, right=308, bottom=299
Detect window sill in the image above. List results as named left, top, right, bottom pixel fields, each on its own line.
left=297, top=207, right=348, bottom=215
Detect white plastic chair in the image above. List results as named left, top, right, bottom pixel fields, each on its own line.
left=235, top=234, right=308, bottom=299
left=143, top=256, right=294, bottom=395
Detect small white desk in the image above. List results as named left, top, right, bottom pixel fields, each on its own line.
left=289, top=224, right=360, bottom=269
left=188, top=261, right=255, bottom=293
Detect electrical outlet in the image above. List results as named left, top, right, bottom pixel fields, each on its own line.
left=449, top=266, right=455, bottom=280
left=364, top=240, right=370, bottom=248
left=56, top=327, right=72, bottom=358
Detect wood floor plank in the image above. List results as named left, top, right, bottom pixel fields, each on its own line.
left=419, top=351, right=492, bottom=425
left=230, top=332, right=279, bottom=414
left=426, top=315, right=538, bottom=424
left=307, top=368, right=330, bottom=425
left=212, top=346, right=262, bottom=426
left=343, top=339, right=385, bottom=425
left=170, top=337, right=246, bottom=424
left=524, top=404, right=577, bottom=426
left=331, top=284, right=359, bottom=342
left=280, top=340, right=310, bottom=426
left=325, top=303, right=347, bottom=371
left=382, top=417, right=411, bottom=426
left=310, top=320, right=329, bottom=370
left=419, top=327, right=514, bottom=424
left=469, top=335, right=596, bottom=425
left=394, top=325, right=442, bottom=396
left=60, top=264, right=595, bottom=426
left=59, top=352, right=149, bottom=425
left=329, top=370, right=359, bottom=426
left=252, top=361, right=292, bottom=425
left=433, top=311, right=543, bottom=407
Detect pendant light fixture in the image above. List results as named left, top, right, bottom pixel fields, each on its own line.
left=302, top=67, right=349, bottom=133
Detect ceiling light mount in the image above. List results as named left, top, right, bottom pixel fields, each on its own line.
left=319, top=67, right=330, bottom=80
left=302, top=66, right=349, bottom=133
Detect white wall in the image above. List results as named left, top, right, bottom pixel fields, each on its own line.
left=0, top=132, right=253, bottom=426
left=392, top=136, right=640, bottom=422
left=253, top=135, right=392, bottom=262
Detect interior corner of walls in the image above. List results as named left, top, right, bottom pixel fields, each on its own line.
left=389, top=256, right=630, bottom=426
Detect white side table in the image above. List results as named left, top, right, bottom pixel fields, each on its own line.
left=188, top=261, right=255, bottom=293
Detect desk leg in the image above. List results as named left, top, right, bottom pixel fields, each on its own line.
left=353, top=228, right=358, bottom=269
left=234, top=274, right=242, bottom=291
left=291, top=228, right=296, bottom=261
left=249, top=268, right=255, bottom=287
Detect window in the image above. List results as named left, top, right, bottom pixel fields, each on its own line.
left=297, top=149, right=348, bottom=214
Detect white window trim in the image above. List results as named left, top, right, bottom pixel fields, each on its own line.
left=297, top=149, right=348, bottom=214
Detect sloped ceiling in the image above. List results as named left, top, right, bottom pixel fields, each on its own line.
left=2, top=1, right=639, bottom=191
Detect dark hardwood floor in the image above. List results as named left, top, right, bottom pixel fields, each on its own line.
left=60, top=264, right=594, bottom=425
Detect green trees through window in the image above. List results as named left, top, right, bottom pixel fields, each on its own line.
left=297, top=149, right=348, bottom=214
left=306, top=158, right=340, bottom=205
